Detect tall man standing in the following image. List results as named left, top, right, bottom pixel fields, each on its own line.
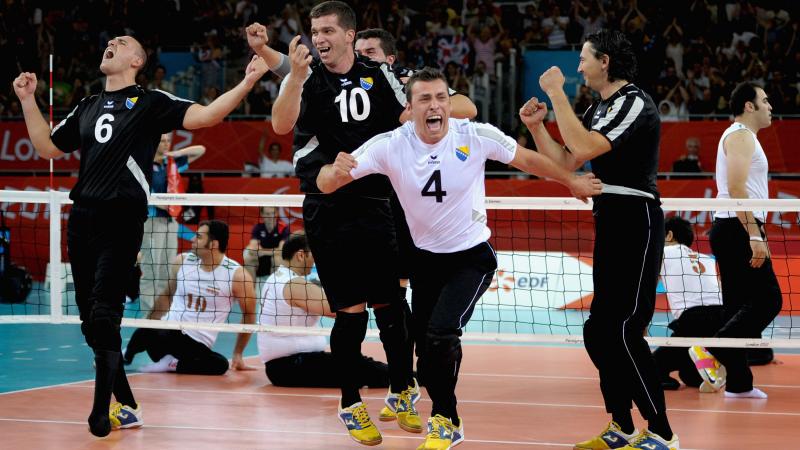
left=520, top=30, right=679, bottom=449
left=13, top=37, right=267, bottom=437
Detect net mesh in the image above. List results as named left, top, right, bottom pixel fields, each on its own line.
left=1, top=190, right=797, bottom=347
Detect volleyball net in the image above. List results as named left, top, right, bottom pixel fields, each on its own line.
left=0, top=189, right=797, bottom=348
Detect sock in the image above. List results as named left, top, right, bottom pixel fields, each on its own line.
left=725, top=388, right=768, bottom=398
left=330, top=311, right=368, bottom=408
left=139, top=354, right=178, bottom=373
left=88, top=350, right=120, bottom=437
left=611, top=410, right=635, bottom=435
left=113, top=357, right=137, bottom=409
left=647, top=412, right=673, bottom=442
left=374, top=302, right=413, bottom=393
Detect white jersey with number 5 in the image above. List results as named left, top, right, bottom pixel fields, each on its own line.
left=350, top=118, right=516, bottom=253
left=166, top=252, right=241, bottom=348
left=660, top=244, right=722, bottom=319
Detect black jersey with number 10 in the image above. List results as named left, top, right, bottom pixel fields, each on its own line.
left=290, top=54, right=406, bottom=196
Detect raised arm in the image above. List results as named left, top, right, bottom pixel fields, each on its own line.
left=284, top=277, right=335, bottom=317
left=148, top=254, right=184, bottom=320
left=230, top=266, right=258, bottom=370
left=519, top=97, right=582, bottom=170
left=317, top=152, right=357, bottom=193
left=271, top=36, right=312, bottom=135
left=509, top=145, right=602, bottom=202
left=246, top=22, right=292, bottom=78
left=451, top=94, right=478, bottom=119
left=182, top=55, right=268, bottom=130
left=13, top=73, right=65, bottom=159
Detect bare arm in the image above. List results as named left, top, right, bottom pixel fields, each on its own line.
left=13, top=73, right=65, bottom=159
left=519, top=97, right=581, bottom=170
left=230, top=267, right=258, bottom=370
left=246, top=22, right=286, bottom=72
left=164, top=145, right=206, bottom=164
left=283, top=277, right=335, bottom=317
left=148, top=254, right=183, bottom=320
left=271, top=36, right=312, bottom=135
left=450, top=94, right=478, bottom=119
left=724, top=129, right=769, bottom=267
left=317, top=152, right=357, bottom=193
left=183, top=55, right=268, bottom=129
left=509, top=145, right=602, bottom=201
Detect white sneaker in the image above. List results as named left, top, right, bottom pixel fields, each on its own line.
left=139, top=354, right=178, bottom=373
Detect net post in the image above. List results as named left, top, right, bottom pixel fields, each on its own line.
left=48, top=190, right=63, bottom=323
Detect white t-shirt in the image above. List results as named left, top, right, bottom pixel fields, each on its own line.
left=714, top=122, right=769, bottom=221
left=257, top=266, right=326, bottom=363
left=351, top=118, right=517, bottom=253
left=166, top=253, right=241, bottom=348
left=660, top=244, right=722, bottom=319
left=259, top=157, right=295, bottom=178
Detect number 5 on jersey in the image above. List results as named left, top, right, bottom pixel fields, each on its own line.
left=422, top=170, right=447, bottom=203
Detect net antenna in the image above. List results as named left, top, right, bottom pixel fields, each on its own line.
left=48, top=53, right=53, bottom=190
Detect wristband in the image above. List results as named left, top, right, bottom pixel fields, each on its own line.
left=749, top=236, right=764, bottom=242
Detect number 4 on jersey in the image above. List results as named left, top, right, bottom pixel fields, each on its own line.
left=421, top=170, right=447, bottom=202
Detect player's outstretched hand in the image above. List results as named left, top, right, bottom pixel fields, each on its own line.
left=288, top=35, right=312, bottom=75
left=519, top=97, right=548, bottom=128
left=231, top=353, right=257, bottom=371
left=13, top=72, right=37, bottom=101
left=244, top=55, right=268, bottom=86
left=333, top=152, right=357, bottom=174
left=569, top=172, right=602, bottom=203
left=246, top=22, right=269, bottom=51
left=539, top=66, right=565, bottom=97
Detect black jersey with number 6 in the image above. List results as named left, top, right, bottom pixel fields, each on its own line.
left=50, top=85, right=193, bottom=206
left=288, top=54, right=406, bottom=196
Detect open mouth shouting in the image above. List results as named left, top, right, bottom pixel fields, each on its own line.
left=317, top=46, right=331, bottom=57
left=104, top=48, right=115, bottom=60
left=425, top=114, right=443, bottom=132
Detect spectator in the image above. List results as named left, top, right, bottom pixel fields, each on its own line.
left=672, top=137, right=703, bottom=173
left=542, top=5, right=569, bottom=48
left=147, top=65, right=175, bottom=93
left=258, top=142, right=294, bottom=178
left=243, top=206, right=290, bottom=284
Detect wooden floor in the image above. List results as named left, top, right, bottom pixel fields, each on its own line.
left=0, top=344, right=798, bottom=449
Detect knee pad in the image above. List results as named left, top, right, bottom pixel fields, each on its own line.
left=88, top=303, right=122, bottom=351
left=424, top=330, right=462, bottom=365
left=374, top=302, right=407, bottom=333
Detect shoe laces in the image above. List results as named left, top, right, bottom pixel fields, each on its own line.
left=628, top=430, right=657, bottom=447
left=398, top=389, right=417, bottom=413
left=352, top=404, right=372, bottom=428
left=110, top=402, right=123, bottom=417
left=427, top=415, right=453, bottom=439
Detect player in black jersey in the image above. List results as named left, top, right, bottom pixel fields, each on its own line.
left=270, top=2, right=420, bottom=446
left=521, top=30, right=680, bottom=449
left=13, top=36, right=267, bottom=437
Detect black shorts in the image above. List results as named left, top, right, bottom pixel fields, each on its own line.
left=303, top=194, right=399, bottom=310
left=390, top=192, right=416, bottom=280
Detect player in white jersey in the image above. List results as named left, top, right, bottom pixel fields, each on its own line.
left=124, top=220, right=258, bottom=375
left=705, top=82, right=782, bottom=399
left=653, top=216, right=727, bottom=392
left=258, top=234, right=393, bottom=388
left=317, top=67, right=602, bottom=450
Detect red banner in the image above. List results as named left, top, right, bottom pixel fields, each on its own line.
left=2, top=119, right=799, bottom=172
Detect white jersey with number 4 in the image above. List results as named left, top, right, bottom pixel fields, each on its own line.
left=166, top=252, right=241, bottom=348
left=351, top=118, right=517, bottom=253
left=660, top=244, right=722, bottom=319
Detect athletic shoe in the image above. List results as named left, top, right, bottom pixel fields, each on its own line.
left=338, top=402, right=382, bottom=446
left=109, top=402, right=143, bottom=430
left=574, top=421, right=638, bottom=449
left=396, top=387, right=422, bottom=433
left=688, top=346, right=726, bottom=392
left=380, top=377, right=421, bottom=421
left=416, top=414, right=464, bottom=450
left=619, top=430, right=679, bottom=450
left=139, top=354, right=178, bottom=373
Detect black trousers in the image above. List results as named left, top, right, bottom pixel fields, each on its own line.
left=584, top=195, right=666, bottom=419
left=127, top=328, right=229, bottom=375
left=68, top=203, right=145, bottom=351
left=708, top=217, right=783, bottom=392
left=653, top=305, right=727, bottom=387
left=410, top=242, right=497, bottom=419
left=265, top=351, right=390, bottom=388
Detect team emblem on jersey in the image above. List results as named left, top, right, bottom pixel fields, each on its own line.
left=125, top=97, right=138, bottom=109
left=359, top=77, right=374, bottom=90
left=103, top=100, right=114, bottom=109
left=455, top=145, right=470, bottom=161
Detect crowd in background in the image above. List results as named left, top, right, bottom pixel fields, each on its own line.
left=1, top=0, right=799, bottom=128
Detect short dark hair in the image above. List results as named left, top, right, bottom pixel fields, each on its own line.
left=310, top=1, right=356, bottom=31
left=355, top=28, right=397, bottom=57
left=665, top=216, right=694, bottom=247
left=282, top=234, right=310, bottom=261
left=585, top=30, right=637, bottom=82
left=405, top=67, right=449, bottom=102
left=199, top=220, right=229, bottom=252
left=730, top=82, right=762, bottom=116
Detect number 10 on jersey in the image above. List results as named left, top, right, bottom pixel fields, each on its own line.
left=334, top=87, right=371, bottom=122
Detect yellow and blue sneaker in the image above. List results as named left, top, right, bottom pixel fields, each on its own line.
left=688, top=346, right=726, bottom=392
left=396, top=387, right=422, bottom=433
left=109, top=402, right=143, bottom=430
left=574, top=421, right=637, bottom=449
left=338, top=402, right=382, bottom=446
left=380, top=377, right=421, bottom=421
left=620, top=430, right=680, bottom=450
left=417, top=414, right=464, bottom=450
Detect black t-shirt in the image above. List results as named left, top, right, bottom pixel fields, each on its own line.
left=51, top=85, right=193, bottom=206
left=290, top=54, right=406, bottom=196
left=251, top=221, right=290, bottom=249
left=581, top=83, right=660, bottom=199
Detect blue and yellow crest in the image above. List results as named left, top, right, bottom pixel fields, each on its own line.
left=455, top=146, right=470, bottom=161
left=125, top=97, right=138, bottom=109
left=359, top=77, right=374, bottom=90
